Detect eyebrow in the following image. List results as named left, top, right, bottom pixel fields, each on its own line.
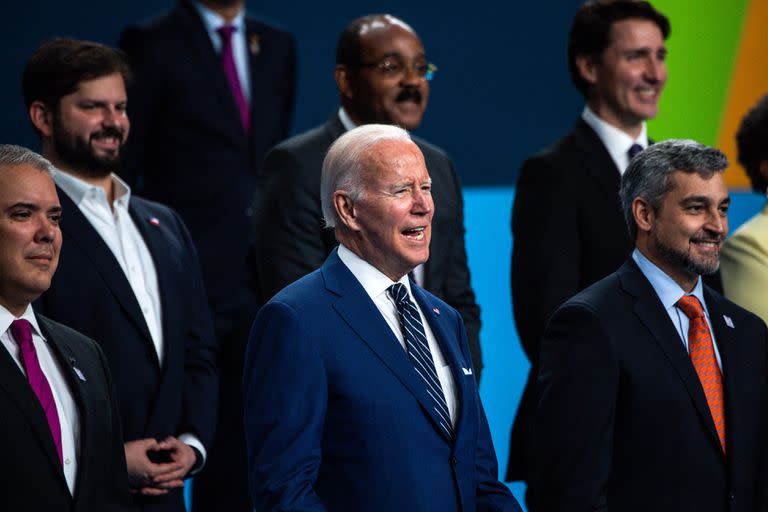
left=680, top=195, right=730, bottom=205
left=5, top=202, right=62, bottom=213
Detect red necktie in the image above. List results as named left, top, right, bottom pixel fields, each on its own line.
left=217, top=25, right=251, bottom=135
left=675, top=296, right=726, bottom=452
left=10, top=319, right=63, bottom=464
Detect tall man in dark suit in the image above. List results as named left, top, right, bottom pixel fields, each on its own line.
left=244, top=124, right=520, bottom=511
left=507, top=0, right=670, bottom=492
left=534, top=140, right=768, bottom=511
left=0, top=144, right=131, bottom=511
left=23, top=39, right=218, bottom=512
left=251, top=14, right=483, bottom=379
left=119, top=4, right=295, bottom=507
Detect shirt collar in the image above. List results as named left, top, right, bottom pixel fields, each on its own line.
left=0, top=303, right=46, bottom=342
left=582, top=106, right=648, bottom=161
left=54, top=170, right=131, bottom=210
left=337, top=107, right=358, bottom=132
left=632, top=248, right=708, bottom=314
left=337, top=244, right=411, bottom=300
left=192, top=0, right=246, bottom=39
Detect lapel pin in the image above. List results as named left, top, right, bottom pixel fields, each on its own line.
left=70, top=357, right=86, bottom=382
left=432, top=307, right=440, bottom=315
left=149, top=217, right=160, bottom=226
left=723, top=315, right=734, bottom=328
left=249, top=34, right=261, bottom=55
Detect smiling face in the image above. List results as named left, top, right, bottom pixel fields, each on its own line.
left=644, top=171, right=729, bottom=290
left=50, top=72, right=129, bottom=178
left=0, top=164, right=62, bottom=316
left=340, top=20, right=429, bottom=130
left=340, top=139, right=433, bottom=281
left=580, top=18, right=667, bottom=136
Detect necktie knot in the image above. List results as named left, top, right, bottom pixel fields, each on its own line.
left=388, top=283, right=410, bottom=305
left=216, top=24, right=236, bottom=42
left=10, top=319, right=33, bottom=349
left=628, top=143, right=644, bottom=159
left=676, top=295, right=705, bottom=320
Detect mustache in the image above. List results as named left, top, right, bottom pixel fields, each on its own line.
left=396, top=88, right=423, bottom=104
left=90, top=127, right=125, bottom=142
left=691, top=233, right=724, bottom=244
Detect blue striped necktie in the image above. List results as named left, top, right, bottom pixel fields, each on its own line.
left=389, top=283, right=453, bottom=439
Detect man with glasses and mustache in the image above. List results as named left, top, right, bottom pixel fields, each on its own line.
left=251, top=14, right=483, bottom=381
left=533, top=140, right=768, bottom=512
left=23, top=38, right=218, bottom=512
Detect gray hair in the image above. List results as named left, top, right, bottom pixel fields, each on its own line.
left=619, top=139, right=728, bottom=241
left=0, top=144, right=55, bottom=176
left=321, top=124, right=412, bottom=228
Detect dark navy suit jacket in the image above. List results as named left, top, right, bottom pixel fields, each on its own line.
left=244, top=249, right=519, bottom=511
left=0, top=314, right=131, bottom=511
left=35, top=189, right=218, bottom=512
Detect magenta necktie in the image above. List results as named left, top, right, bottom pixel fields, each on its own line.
left=10, top=319, right=63, bottom=465
left=216, top=25, right=251, bottom=135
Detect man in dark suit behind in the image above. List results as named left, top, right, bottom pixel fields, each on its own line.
left=119, top=4, right=295, bottom=507
left=251, top=14, right=483, bottom=379
left=507, top=0, right=671, bottom=493
left=244, top=124, right=520, bottom=511
left=23, top=39, right=218, bottom=511
left=0, top=144, right=131, bottom=511
left=535, top=140, right=768, bottom=511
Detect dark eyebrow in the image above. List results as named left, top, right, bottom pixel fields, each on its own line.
left=7, top=202, right=41, bottom=211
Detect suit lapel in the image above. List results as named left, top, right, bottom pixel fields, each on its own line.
left=58, top=189, right=154, bottom=347
left=573, top=119, right=622, bottom=203
left=323, top=251, right=452, bottom=443
left=36, top=316, right=92, bottom=498
left=0, top=339, right=64, bottom=476
left=619, top=261, right=725, bottom=457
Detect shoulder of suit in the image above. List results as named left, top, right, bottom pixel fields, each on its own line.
left=411, top=135, right=451, bottom=162
left=519, top=121, right=603, bottom=179
left=36, top=314, right=101, bottom=354
left=270, top=123, right=330, bottom=156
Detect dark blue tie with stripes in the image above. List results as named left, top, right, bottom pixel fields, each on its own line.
left=389, top=283, right=453, bottom=439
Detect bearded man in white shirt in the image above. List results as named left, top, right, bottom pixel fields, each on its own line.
left=23, top=38, right=218, bottom=512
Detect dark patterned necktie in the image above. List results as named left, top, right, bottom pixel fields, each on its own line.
left=389, top=283, right=453, bottom=438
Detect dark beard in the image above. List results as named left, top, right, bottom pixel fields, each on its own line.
left=52, top=122, right=124, bottom=179
left=654, top=232, right=721, bottom=278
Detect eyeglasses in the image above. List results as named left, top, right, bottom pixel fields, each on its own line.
left=355, top=57, right=438, bottom=81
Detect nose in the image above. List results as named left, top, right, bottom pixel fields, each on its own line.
left=644, top=57, right=666, bottom=84
left=412, top=187, right=433, bottom=215
left=401, top=63, right=422, bottom=86
left=34, top=215, right=57, bottom=244
left=705, top=208, right=727, bottom=237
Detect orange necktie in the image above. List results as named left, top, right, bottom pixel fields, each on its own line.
left=676, top=295, right=726, bottom=452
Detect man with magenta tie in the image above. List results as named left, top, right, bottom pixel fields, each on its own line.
left=0, top=144, right=131, bottom=511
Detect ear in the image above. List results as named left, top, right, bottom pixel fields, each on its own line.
left=632, top=197, right=655, bottom=234
left=334, top=65, right=355, bottom=100
left=29, top=100, right=55, bottom=138
left=575, top=54, right=599, bottom=87
left=334, top=191, right=361, bottom=231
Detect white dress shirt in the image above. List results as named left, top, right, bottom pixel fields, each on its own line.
left=54, top=171, right=207, bottom=463
left=337, top=245, right=458, bottom=425
left=192, top=0, right=251, bottom=103
left=1, top=304, right=80, bottom=494
left=582, top=106, right=649, bottom=175
left=633, top=249, right=723, bottom=370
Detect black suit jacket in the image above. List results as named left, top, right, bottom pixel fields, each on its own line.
left=35, top=189, right=218, bottom=512
left=506, top=118, right=632, bottom=480
left=119, top=0, right=296, bottom=321
left=0, top=314, right=131, bottom=511
left=534, top=260, right=768, bottom=512
left=251, top=113, right=483, bottom=375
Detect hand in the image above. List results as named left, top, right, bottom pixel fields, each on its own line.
left=124, top=438, right=187, bottom=496
left=149, top=436, right=197, bottom=487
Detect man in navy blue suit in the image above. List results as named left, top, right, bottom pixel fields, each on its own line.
left=24, top=38, right=218, bottom=512
left=244, top=124, right=520, bottom=511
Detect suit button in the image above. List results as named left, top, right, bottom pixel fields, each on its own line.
left=729, top=492, right=735, bottom=500
left=450, top=456, right=458, bottom=465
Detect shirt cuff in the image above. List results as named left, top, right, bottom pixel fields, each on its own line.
left=178, top=433, right=206, bottom=475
